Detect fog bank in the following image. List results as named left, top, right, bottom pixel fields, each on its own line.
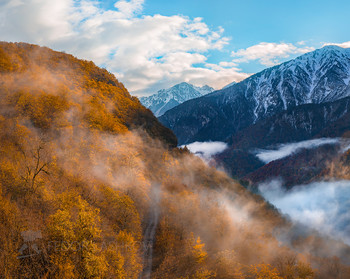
left=255, top=138, right=340, bottom=163
left=259, top=179, right=350, bottom=245
left=181, top=141, right=228, bottom=161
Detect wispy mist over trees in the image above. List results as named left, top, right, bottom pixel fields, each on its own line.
left=0, top=42, right=349, bottom=278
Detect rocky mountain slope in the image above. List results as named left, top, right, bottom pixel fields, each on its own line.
left=139, top=82, right=214, bottom=117
left=160, top=46, right=350, bottom=144
left=228, top=96, right=350, bottom=150
left=215, top=96, right=350, bottom=182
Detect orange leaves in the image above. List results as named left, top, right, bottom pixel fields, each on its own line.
left=192, top=236, right=208, bottom=264
left=98, top=185, right=142, bottom=240
left=0, top=46, right=14, bottom=72
left=85, top=97, right=128, bottom=134
left=0, top=191, right=22, bottom=278
left=46, top=194, right=106, bottom=278
left=249, top=264, right=283, bottom=279
left=0, top=41, right=176, bottom=146
left=15, top=91, right=69, bottom=130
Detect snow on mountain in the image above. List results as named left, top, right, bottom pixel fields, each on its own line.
left=222, top=81, right=237, bottom=89
left=160, top=45, right=350, bottom=144
left=218, top=45, right=350, bottom=122
left=139, top=82, right=214, bottom=117
left=193, top=84, right=215, bottom=95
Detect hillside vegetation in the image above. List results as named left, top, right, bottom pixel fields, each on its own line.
left=0, top=42, right=177, bottom=147
left=0, top=42, right=349, bottom=279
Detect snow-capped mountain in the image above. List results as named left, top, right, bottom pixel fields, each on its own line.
left=139, top=82, right=214, bottom=117
left=244, top=45, right=350, bottom=119
left=160, top=46, right=350, bottom=144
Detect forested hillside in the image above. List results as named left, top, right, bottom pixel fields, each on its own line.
left=0, top=42, right=177, bottom=147
left=0, top=42, right=349, bottom=278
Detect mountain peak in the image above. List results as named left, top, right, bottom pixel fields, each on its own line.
left=240, top=44, right=350, bottom=108
left=320, top=44, right=349, bottom=51
left=160, top=45, right=350, bottom=144
left=222, top=81, right=237, bottom=90
left=290, top=44, right=350, bottom=65
left=140, top=82, right=214, bottom=117
left=176, top=82, right=191, bottom=87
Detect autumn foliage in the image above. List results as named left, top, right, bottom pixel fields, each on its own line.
left=0, top=42, right=349, bottom=279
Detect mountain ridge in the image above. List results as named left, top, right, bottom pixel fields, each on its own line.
left=0, top=41, right=178, bottom=147
left=160, top=46, right=350, bottom=144
left=139, top=82, right=214, bottom=117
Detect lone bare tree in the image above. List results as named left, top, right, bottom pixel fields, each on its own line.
left=20, top=141, right=50, bottom=194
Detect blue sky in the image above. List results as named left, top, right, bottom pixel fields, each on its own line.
left=0, top=0, right=349, bottom=95
left=142, top=0, right=349, bottom=43
left=143, top=0, right=350, bottom=72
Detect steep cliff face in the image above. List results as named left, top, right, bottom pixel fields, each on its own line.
left=160, top=46, right=350, bottom=144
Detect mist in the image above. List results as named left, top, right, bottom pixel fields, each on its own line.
left=181, top=141, right=228, bottom=161
left=259, top=179, right=350, bottom=245
left=255, top=138, right=340, bottom=163
left=2, top=42, right=350, bottom=278
left=343, top=143, right=350, bottom=153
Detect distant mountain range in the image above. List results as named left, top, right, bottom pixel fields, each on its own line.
left=159, top=45, right=350, bottom=144
left=158, top=46, right=350, bottom=185
left=139, top=82, right=214, bottom=117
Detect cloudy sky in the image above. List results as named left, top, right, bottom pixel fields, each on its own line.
left=1, top=0, right=349, bottom=96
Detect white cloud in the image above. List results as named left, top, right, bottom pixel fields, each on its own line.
left=0, top=0, right=249, bottom=95
left=344, top=144, right=350, bottom=153
left=232, top=42, right=315, bottom=67
left=259, top=179, right=350, bottom=245
left=323, top=41, right=350, bottom=48
left=255, top=138, right=340, bottom=164
left=114, top=0, right=144, bottom=18
left=181, top=141, right=228, bottom=161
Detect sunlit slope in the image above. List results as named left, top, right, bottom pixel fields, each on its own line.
left=0, top=41, right=177, bottom=147
left=0, top=42, right=349, bottom=278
